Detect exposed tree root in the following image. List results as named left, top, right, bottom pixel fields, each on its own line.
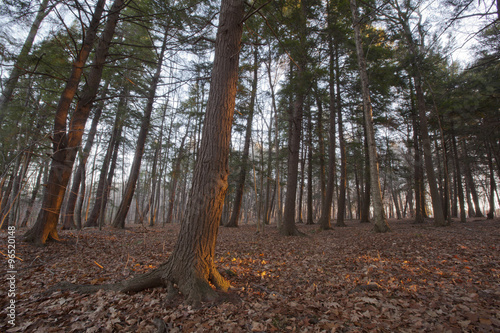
left=373, top=223, right=391, bottom=233
left=279, top=225, right=307, bottom=236
left=46, top=258, right=231, bottom=307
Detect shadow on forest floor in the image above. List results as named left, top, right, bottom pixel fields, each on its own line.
left=1, top=218, right=499, bottom=332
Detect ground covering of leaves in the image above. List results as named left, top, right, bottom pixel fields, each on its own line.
left=1, top=218, right=499, bottom=332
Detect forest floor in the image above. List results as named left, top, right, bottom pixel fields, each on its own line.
left=1, top=218, right=499, bottom=333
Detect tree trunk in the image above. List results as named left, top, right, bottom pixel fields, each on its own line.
left=282, top=92, right=306, bottom=235
left=350, top=0, right=389, bottom=232
left=306, top=106, right=314, bottom=225
left=21, top=160, right=46, bottom=227
left=318, top=4, right=337, bottom=230
left=487, top=143, right=496, bottom=219
left=394, top=3, right=447, bottom=226
left=166, top=119, right=191, bottom=225
left=85, top=92, right=127, bottom=228
left=297, top=142, right=306, bottom=224
left=335, top=41, right=347, bottom=228
left=225, top=46, right=258, bottom=228
left=360, top=134, right=371, bottom=223
left=314, top=89, right=326, bottom=215
left=461, top=140, right=483, bottom=217
left=112, top=27, right=168, bottom=229
left=62, top=82, right=109, bottom=230
left=56, top=0, right=245, bottom=303
left=23, top=0, right=122, bottom=244
left=413, top=77, right=447, bottom=226
left=451, top=128, right=466, bottom=223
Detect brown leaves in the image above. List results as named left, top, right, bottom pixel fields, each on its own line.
left=1, top=219, right=499, bottom=332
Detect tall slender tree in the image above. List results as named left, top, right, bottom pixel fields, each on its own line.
left=350, top=0, right=390, bottom=232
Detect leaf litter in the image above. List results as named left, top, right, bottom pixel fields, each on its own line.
left=1, top=218, right=499, bottom=332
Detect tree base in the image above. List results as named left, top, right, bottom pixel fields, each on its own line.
left=48, top=257, right=231, bottom=307
left=373, top=223, right=390, bottom=233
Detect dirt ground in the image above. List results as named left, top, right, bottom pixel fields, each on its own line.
left=1, top=218, right=499, bottom=332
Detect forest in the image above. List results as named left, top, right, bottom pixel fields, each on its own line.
left=0, top=0, right=499, bottom=332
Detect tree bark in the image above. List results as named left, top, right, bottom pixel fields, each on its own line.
left=350, top=0, right=389, bottom=232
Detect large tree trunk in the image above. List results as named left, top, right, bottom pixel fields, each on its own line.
left=350, top=0, right=389, bottom=233
left=112, top=27, right=169, bottom=229
left=225, top=46, right=258, bottom=228
left=23, top=0, right=123, bottom=244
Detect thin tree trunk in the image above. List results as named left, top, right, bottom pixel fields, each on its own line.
left=314, top=89, right=326, bottom=213
left=487, top=143, right=496, bottom=219
left=225, top=46, right=258, bottom=228
left=86, top=92, right=127, bottom=228
left=112, top=27, right=168, bottom=228
left=306, top=106, right=314, bottom=225
left=452, top=128, right=466, bottom=223
left=335, top=41, right=347, bottom=227
left=166, top=119, right=191, bottom=225
left=350, top=0, right=389, bottom=232
left=62, top=82, right=109, bottom=229
left=462, top=140, right=483, bottom=217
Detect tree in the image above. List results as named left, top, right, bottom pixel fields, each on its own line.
left=385, top=0, right=447, bottom=226
left=350, top=0, right=390, bottom=232
left=281, top=0, right=312, bottom=236
left=23, top=0, right=125, bottom=244
left=112, top=24, right=169, bottom=229
left=225, top=46, right=259, bottom=228
left=317, top=4, right=337, bottom=230
left=0, top=0, right=52, bottom=122
left=59, top=0, right=245, bottom=304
